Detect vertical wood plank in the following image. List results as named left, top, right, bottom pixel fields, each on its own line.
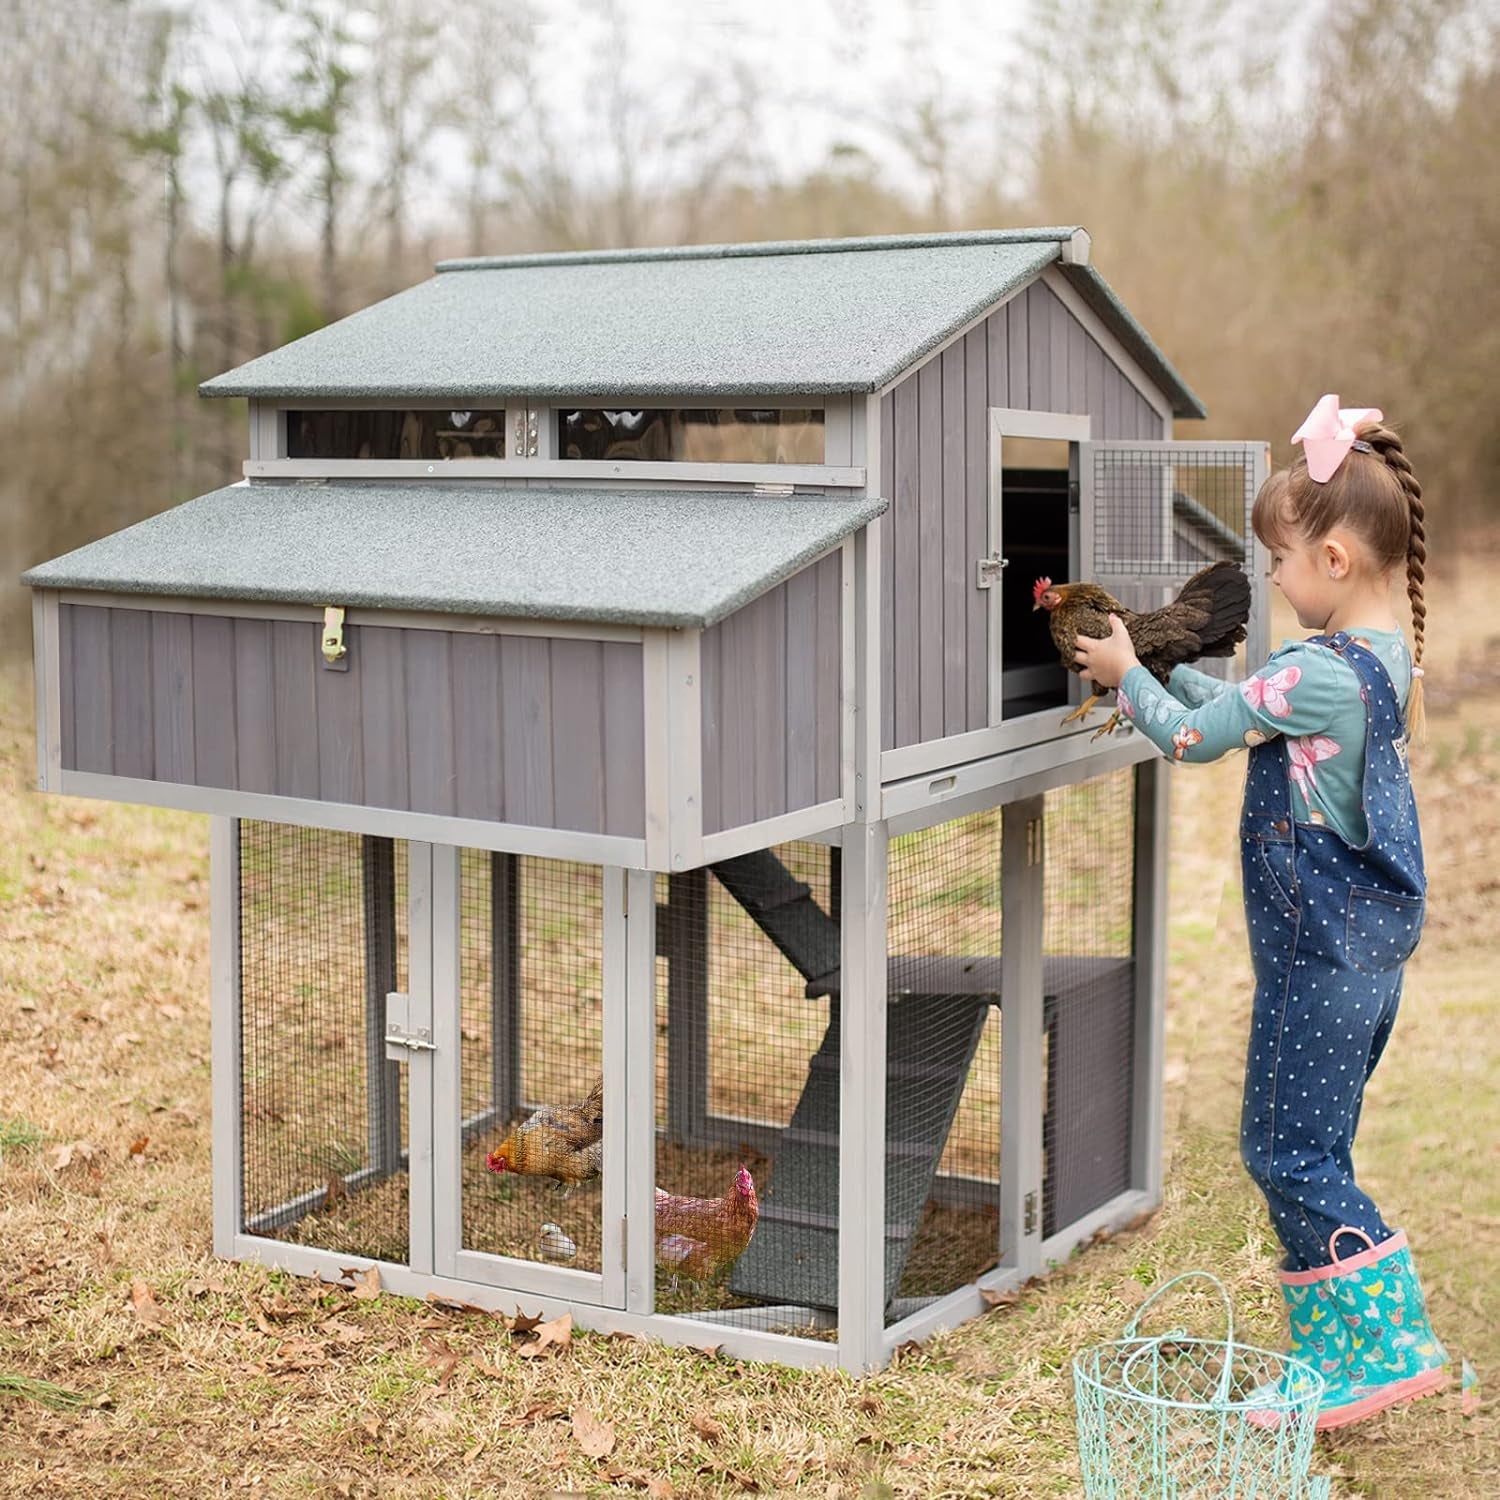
left=404, top=628, right=456, bottom=816
left=549, top=638, right=606, bottom=833
left=233, top=618, right=276, bottom=794
left=152, top=611, right=197, bottom=784
left=986, top=305, right=1009, bottom=409
left=601, top=641, right=645, bottom=838
left=109, top=607, right=155, bottom=780
left=270, top=620, right=316, bottom=799
left=58, top=604, right=77, bottom=772
left=191, top=615, right=238, bottom=789
left=717, top=605, right=751, bottom=828
left=879, top=392, right=896, bottom=753
left=916, top=358, right=945, bottom=743
left=940, top=342, right=968, bottom=738
left=1047, top=285, right=1070, bottom=411
left=814, top=551, right=842, bottom=804
left=1007, top=295, right=1030, bottom=409
left=1027, top=284, right=1051, bottom=414
left=964, top=326, right=990, bottom=733
left=69, top=606, right=113, bottom=774
left=451, top=632, right=503, bottom=821
left=1086, top=340, right=1106, bottom=430
left=784, top=562, right=818, bottom=811
left=1103, top=363, right=1124, bottom=439
left=751, top=586, right=788, bottom=821
left=500, top=635, right=553, bottom=827
left=359, top=624, right=409, bottom=810
left=892, top=377, right=920, bottom=749
left=1068, top=315, right=1089, bottom=414
left=698, top=622, right=722, bottom=835
left=313, top=630, right=363, bottom=805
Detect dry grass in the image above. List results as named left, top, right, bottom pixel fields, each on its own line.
left=1, top=556, right=1496, bottom=1497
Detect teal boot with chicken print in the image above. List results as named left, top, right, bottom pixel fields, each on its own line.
left=1287, top=1229, right=1449, bottom=1430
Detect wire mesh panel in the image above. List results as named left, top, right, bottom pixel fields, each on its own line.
left=238, top=823, right=410, bottom=1262
left=884, top=811, right=1003, bottom=1323
left=460, top=854, right=605, bottom=1275
left=1041, top=770, right=1137, bottom=1240
left=655, top=842, right=839, bottom=1338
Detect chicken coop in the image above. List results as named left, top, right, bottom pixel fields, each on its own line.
left=23, top=228, right=1269, bottom=1372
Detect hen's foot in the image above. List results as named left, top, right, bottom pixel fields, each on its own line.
left=1060, top=693, right=1101, bottom=726
left=1090, top=711, right=1124, bottom=740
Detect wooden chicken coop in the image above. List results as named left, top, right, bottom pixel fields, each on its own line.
left=23, top=228, right=1269, bottom=1372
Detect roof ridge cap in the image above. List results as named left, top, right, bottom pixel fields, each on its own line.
left=436, top=227, right=1084, bottom=274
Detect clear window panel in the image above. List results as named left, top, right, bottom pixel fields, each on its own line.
left=287, top=409, right=506, bottom=459
left=558, top=408, right=825, bottom=464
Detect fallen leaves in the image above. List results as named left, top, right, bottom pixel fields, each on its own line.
left=516, top=1312, right=572, bottom=1359
left=129, top=1279, right=168, bottom=1328
left=341, top=1266, right=381, bottom=1302
left=46, top=1141, right=100, bottom=1172
left=689, top=1411, right=724, bottom=1443
left=571, top=1405, right=616, bottom=1458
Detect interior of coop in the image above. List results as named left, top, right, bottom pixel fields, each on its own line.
left=235, top=760, right=1140, bottom=1347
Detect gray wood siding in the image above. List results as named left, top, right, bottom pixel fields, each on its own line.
left=700, top=551, right=842, bottom=836
left=58, top=604, right=646, bottom=837
left=880, top=279, right=1169, bottom=750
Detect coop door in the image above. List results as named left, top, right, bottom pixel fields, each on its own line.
left=431, top=852, right=627, bottom=1307
left=1080, top=441, right=1271, bottom=674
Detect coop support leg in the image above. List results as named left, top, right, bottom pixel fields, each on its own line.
left=362, top=836, right=402, bottom=1179
left=210, top=817, right=242, bottom=1257
left=665, top=868, right=709, bottom=1147
left=618, top=868, right=657, bottom=1315
left=490, top=852, right=521, bottom=1124
left=1001, top=797, right=1045, bottom=1280
left=1130, top=758, right=1170, bottom=1203
left=837, top=819, right=888, bottom=1375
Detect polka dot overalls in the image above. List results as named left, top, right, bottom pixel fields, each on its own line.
left=1238, top=632, right=1425, bottom=1271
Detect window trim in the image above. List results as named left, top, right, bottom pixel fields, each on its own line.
left=246, top=395, right=865, bottom=488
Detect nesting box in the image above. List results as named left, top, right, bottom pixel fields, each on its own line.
left=23, top=228, right=1268, bottom=1372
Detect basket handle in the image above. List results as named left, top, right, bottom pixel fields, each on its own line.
left=1121, top=1272, right=1239, bottom=1407
left=1122, top=1271, right=1235, bottom=1343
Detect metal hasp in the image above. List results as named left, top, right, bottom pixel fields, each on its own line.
left=384, top=991, right=436, bottom=1060
left=975, top=553, right=1009, bottom=589
left=321, top=605, right=348, bottom=668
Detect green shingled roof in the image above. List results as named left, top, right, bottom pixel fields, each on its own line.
left=197, top=229, right=1205, bottom=417
left=21, top=483, right=884, bottom=629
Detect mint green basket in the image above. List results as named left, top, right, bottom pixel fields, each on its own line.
left=1073, top=1273, right=1330, bottom=1499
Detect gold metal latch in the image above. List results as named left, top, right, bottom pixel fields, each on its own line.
left=321, top=606, right=347, bottom=668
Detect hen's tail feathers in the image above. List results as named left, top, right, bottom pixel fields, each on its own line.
left=579, top=1074, right=605, bottom=1123
left=1176, top=561, right=1251, bottom=657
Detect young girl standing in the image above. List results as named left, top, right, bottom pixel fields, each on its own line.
left=1075, top=396, right=1449, bottom=1429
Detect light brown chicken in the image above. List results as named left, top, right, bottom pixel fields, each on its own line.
left=485, top=1076, right=603, bottom=1186
left=655, top=1166, right=760, bottom=1283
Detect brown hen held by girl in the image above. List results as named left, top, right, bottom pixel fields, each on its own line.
left=1033, top=561, right=1251, bottom=732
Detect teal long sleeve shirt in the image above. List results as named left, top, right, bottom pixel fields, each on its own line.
left=1117, top=628, right=1414, bottom=848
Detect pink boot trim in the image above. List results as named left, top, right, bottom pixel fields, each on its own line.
left=1281, top=1229, right=1408, bottom=1286
left=1313, top=1364, right=1449, bottom=1431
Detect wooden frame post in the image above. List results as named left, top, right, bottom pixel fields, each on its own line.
left=1130, top=757, right=1170, bottom=1202
left=362, top=836, right=402, bottom=1178
left=490, top=851, right=521, bottom=1124
left=664, top=869, right=709, bottom=1147
left=210, top=816, right=242, bottom=1258
left=1000, top=796, right=1045, bottom=1278
left=621, top=868, right=658, bottom=1315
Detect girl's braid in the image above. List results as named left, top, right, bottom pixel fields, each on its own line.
left=1359, top=420, right=1427, bottom=739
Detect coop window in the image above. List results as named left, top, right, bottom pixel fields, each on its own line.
left=557, top=407, right=825, bottom=463
left=286, top=408, right=506, bottom=460
left=1091, top=448, right=1252, bottom=576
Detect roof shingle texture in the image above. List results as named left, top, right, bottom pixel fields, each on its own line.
left=194, top=229, right=1203, bottom=416
left=22, top=483, right=884, bottom=629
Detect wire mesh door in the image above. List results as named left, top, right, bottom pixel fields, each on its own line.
left=236, top=823, right=412, bottom=1264
left=1081, top=440, right=1271, bottom=669
left=435, top=851, right=624, bottom=1304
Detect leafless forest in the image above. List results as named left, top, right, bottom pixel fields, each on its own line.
left=3, top=0, right=1497, bottom=649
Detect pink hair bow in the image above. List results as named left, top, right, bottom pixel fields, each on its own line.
left=1292, top=394, right=1383, bottom=482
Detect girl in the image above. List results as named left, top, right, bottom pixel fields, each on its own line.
left=1075, top=396, right=1448, bottom=1430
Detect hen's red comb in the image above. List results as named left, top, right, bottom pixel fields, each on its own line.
left=1032, top=576, right=1053, bottom=602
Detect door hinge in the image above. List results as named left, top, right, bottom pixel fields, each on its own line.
left=1069, top=479, right=1080, bottom=514
left=384, top=992, right=435, bottom=1060
left=975, top=553, right=1009, bottom=589
left=321, top=606, right=348, bottom=670
left=1024, top=1190, right=1038, bottom=1235
left=752, top=482, right=795, bottom=498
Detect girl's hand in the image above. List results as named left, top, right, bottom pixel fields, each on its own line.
left=1074, top=614, right=1140, bottom=690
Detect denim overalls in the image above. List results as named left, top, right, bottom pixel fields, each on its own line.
left=1238, top=632, right=1425, bottom=1271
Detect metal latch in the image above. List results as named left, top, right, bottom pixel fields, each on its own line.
left=321, top=606, right=348, bottom=670
left=1024, top=1190, right=1038, bottom=1235
left=384, top=992, right=435, bottom=1061
left=975, top=554, right=1009, bottom=589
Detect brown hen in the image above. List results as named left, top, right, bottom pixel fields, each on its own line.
left=1032, top=561, right=1251, bottom=734
left=485, top=1075, right=604, bottom=1186
left=654, top=1166, right=760, bottom=1283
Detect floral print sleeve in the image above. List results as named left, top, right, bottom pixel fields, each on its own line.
left=1117, top=644, right=1354, bottom=769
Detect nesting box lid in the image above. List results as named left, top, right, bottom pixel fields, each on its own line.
left=196, top=229, right=1204, bottom=417
left=21, top=482, right=884, bottom=628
